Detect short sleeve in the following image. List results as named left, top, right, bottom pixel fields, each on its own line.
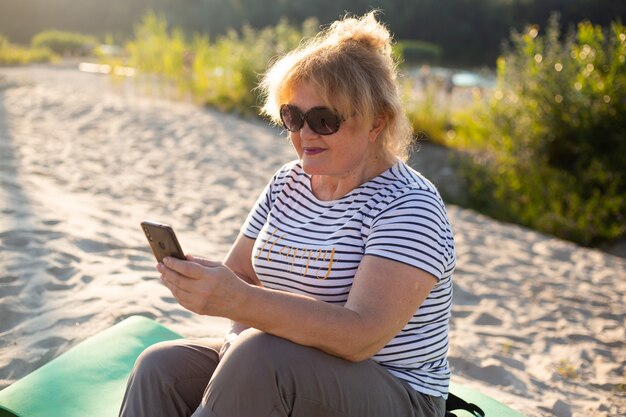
left=240, top=181, right=273, bottom=239
left=240, top=162, right=294, bottom=239
left=364, top=189, right=454, bottom=280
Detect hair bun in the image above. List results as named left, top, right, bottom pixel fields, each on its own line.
left=326, top=11, right=392, bottom=56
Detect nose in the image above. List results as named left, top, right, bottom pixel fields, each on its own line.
left=297, top=120, right=320, bottom=139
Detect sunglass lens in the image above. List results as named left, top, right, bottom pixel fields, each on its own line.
left=307, top=107, right=340, bottom=135
left=280, top=105, right=303, bottom=132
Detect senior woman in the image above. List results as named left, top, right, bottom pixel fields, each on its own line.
left=119, top=11, right=454, bottom=417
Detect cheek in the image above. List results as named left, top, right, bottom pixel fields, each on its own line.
left=289, top=134, right=304, bottom=155
left=338, top=127, right=370, bottom=154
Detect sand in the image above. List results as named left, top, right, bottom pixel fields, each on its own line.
left=0, top=64, right=624, bottom=417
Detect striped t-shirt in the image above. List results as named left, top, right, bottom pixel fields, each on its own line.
left=241, top=160, right=454, bottom=398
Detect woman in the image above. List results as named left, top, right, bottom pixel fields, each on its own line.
left=120, top=11, right=454, bottom=417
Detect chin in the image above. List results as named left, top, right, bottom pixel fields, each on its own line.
left=300, top=157, right=328, bottom=176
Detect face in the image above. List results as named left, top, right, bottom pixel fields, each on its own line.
left=284, top=83, right=384, bottom=179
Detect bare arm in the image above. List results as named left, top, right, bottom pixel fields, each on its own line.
left=220, top=233, right=260, bottom=352
left=160, top=234, right=436, bottom=362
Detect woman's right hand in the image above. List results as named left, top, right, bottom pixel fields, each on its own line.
left=158, top=254, right=249, bottom=317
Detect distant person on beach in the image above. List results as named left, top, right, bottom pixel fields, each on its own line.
left=120, top=11, right=454, bottom=417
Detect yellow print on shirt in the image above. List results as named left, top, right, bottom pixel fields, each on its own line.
left=255, top=228, right=336, bottom=279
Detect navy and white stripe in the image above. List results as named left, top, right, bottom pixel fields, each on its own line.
left=242, top=160, right=454, bottom=398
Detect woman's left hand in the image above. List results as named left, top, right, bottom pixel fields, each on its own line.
left=157, top=255, right=247, bottom=317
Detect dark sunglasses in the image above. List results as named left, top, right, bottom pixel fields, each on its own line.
left=279, top=104, right=343, bottom=136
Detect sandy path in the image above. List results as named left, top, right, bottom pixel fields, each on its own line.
left=0, top=65, right=624, bottom=417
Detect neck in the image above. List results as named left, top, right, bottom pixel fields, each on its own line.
left=311, top=152, right=396, bottom=201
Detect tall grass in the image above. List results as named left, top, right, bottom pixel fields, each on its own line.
left=117, top=11, right=318, bottom=113
left=0, top=34, right=57, bottom=65
left=450, top=15, right=626, bottom=246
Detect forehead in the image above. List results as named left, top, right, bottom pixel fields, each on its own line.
left=279, top=78, right=357, bottom=118
left=285, top=82, right=326, bottom=108
left=283, top=74, right=339, bottom=101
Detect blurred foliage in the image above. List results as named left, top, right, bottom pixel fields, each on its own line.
left=394, top=40, right=442, bottom=65
left=402, top=78, right=451, bottom=148
left=1, top=0, right=624, bottom=67
left=119, top=11, right=318, bottom=113
left=450, top=15, right=626, bottom=246
left=31, top=30, right=99, bottom=56
left=0, top=33, right=57, bottom=65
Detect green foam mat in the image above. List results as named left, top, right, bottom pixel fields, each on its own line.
left=0, top=316, right=181, bottom=417
left=448, top=381, right=526, bottom=417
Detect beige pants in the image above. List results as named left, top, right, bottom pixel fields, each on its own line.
left=119, top=329, right=445, bottom=417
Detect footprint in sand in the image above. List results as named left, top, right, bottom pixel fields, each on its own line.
left=0, top=274, right=19, bottom=284
left=0, top=231, right=31, bottom=249
left=473, top=312, right=504, bottom=326
left=74, top=237, right=121, bottom=253
left=46, top=266, right=77, bottom=282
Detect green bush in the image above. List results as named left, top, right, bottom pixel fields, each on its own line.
left=0, top=33, right=57, bottom=65
left=394, top=40, right=442, bottom=65
left=31, top=30, right=98, bottom=56
left=451, top=15, right=626, bottom=246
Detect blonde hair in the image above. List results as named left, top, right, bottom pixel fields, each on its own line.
left=258, top=11, right=413, bottom=161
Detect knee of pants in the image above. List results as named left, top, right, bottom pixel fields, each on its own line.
left=131, top=340, right=190, bottom=382
left=218, top=329, right=321, bottom=386
left=225, top=329, right=289, bottom=366
left=206, top=330, right=296, bottom=403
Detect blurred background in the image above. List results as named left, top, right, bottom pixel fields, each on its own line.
left=1, top=0, right=625, bottom=254
left=1, top=0, right=624, bottom=67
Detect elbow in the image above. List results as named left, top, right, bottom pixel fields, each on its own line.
left=319, top=312, right=390, bottom=362
left=331, top=323, right=387, bottom=362
left=334, top=343, right=380, bottom=363
left=342, top=351, right=373, bottom=363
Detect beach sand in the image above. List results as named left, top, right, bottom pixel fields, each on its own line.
left=0, top=64, right=624, bottom=417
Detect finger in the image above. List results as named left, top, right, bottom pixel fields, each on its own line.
left=158, top=263, right=193, bottom=295
left=163, top=257, right=208, bottom=280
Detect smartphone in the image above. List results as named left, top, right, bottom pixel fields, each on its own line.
left=140, top=220, right=186, bottom=263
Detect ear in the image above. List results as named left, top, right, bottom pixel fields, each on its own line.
left=369, top=115, right=387, bottom=142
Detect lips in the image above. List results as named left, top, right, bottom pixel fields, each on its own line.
left=303, top=147, right=326, bottom=155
